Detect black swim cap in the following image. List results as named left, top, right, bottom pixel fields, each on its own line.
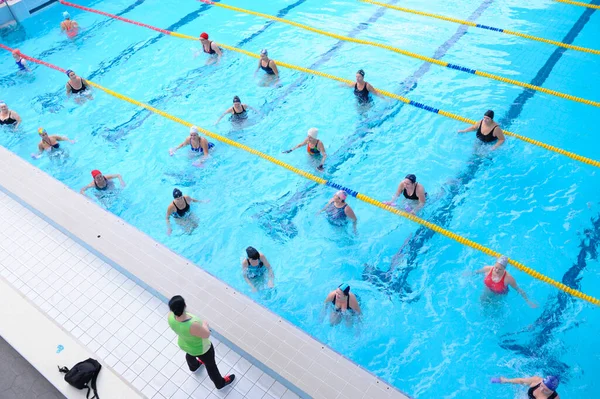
left=173, top=188, right=183, bottom=199
left=168, top=295, right=186, bottom=317
left=405, top=174, right=416, bottom=183
left=233, top=95, right=241, bottom=103
left=357, top=69, right=365, bottom=77
left=246, top=246, right=260, bottom=260
left=484, top=109, right=494, bottom=119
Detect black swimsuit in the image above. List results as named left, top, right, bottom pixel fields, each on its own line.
left=173, top=198, right=190, bottom=217
left=0, top=111, right=17, bottom=125
left=476, top=121, right=498, bottom=143
left=94, top=177, right=109, bottom=191
left=68, top=78, right=87, bottom=94
left=204, top=41, right=216, bottom=55
left=231, top=105, right=247, bottom=121
left=354, top=82, right=371, bottom=104
left=528, top=383, right=557, bottom=399
left=246, top=258, right=265, bottom=279
left=260, top=59, right=275, bottom=75
left=403, top=183, right=421, bottom=200
left=332, top=295, right=352, bottom=313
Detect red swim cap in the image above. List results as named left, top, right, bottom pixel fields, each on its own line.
left=91, top=170, right=102, bottom=178
left=200, top=32, right=209, bottom=40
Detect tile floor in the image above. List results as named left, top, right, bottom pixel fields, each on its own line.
left=0, top=190, right=300, bottom=399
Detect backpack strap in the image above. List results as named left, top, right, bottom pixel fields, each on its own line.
left=88, top=364, right=101, bottom=399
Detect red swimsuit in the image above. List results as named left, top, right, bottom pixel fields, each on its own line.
left=484, top=269, right=508, bottom=294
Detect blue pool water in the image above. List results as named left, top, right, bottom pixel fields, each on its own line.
left=1, top=0, right=599, bottom=397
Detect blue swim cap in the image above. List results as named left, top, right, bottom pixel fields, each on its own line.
left=338, top=283, right=350, bottom=295
left=172, top=188, right=183, bottom=199
left=543, top=376, right=559, bottom=391
left=65, top=69, right=73, bottom=77
left=63, top=12, right=70, bottom=19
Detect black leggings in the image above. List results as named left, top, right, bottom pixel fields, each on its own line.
left=185, top=344, right=226, bottom=389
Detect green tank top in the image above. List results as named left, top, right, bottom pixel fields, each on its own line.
left=168, top=313, right=211, bottom=356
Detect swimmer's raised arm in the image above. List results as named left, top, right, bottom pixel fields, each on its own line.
left=170, top=137, right=191, bottom=155
left=283, top=137, right=308, bottom=153
left=458, top=121, right=480, bottom=133
left=215, top=107, right=233, bottom=125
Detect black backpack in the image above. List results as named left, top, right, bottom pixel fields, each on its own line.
left=58, top=358, right=101, bottom=399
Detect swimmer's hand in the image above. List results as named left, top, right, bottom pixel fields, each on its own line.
left=199, top=199, right=210, bottom=203
left=316, top=164, right=324, bottom=171
left=31, top=153, right=41, bottom=159
left=267, top=280, right=274, bottom=288
left=192, top=160, right=205, bottom=168
left=382, top=201, right=396, bottom=207
left=282, top=149, right=292, bottom=154
left=490, top=377, right=502, bottom=384
left=169, top=148, right=176, bottom=156
left=69, top=140, right=77, bottom=144
left=167, top=227, right=172, bottom=236
left=527, top=300, right=538, bottom=309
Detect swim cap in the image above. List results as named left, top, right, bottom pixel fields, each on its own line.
left=63, top=12, right=70, bottom=19
left=65, top=69, right=73, bottom=77
left=497, top=255, right=508, bottom=267
left=405, top=174, right=417, bottom=183
left=173, top=188, right=183, bottom=199
left=0, top=102, right=6, bottom=107
left=307, top=127, right=318, bottom=139
left=38, top=127, right=47, bottom=135
left=200, top=32, right=209, bottom=40
left=338, top=283, right=350, bottom=295
left=233, top=96, right=241, bottom=103
left=484, top=109, right=495, bottom=119
left=190, top=126, right=199, bottom=134
left=357, top=69, right=365, bottom=77
left=336, top=190, right=347, bottom=201
left=246, top=246, right=260, bottom=260
left=542, top=376, right=559, bottom=391
left=91, top=170, right=102, bottom=178
left=12, top=49, right=20, bottom=55
left=260, top=49, right=268, bottom=56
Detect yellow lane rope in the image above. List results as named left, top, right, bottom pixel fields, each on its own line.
left=60, top=1, right=600, bottom=170
left=359, top=0, right=600, bottom=55
left=197, top=0, right=600, bottom=109
left=4, top=42, right=597, bottom=306
left=554, top=0, right=600, bottom=9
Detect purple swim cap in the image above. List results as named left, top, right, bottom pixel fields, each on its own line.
left=543, top=376, right=559, bottom=391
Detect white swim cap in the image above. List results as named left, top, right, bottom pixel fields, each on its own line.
left=307, top=127, right=318, bottom=138
left=63, top=12, right=71, bottom=19
left=496, top=256, right=508, bottom=267
left=190, top=126, right=199, bottom=134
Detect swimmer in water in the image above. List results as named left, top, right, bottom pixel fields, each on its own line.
left=345, top=69, right=385, bottom=104
left=383, top=174, right=427, bottom=213
left=254, top=49, right=279, bottom=85
left=60, top=12, right=79, bottom=37
left=32, top=128, right=75, bottom=158
left=241, top=246, right=275, bottom=292
left=12, top=50, right=29, bottom=72
left=65, top=70, right=93, bottom=103
left=0, top=101, right=22, bottom=129
left=166, top=188, right=208, bottom=236
left=170, top=126, right=214, bottom=165
left=495, top=375, right=560, bottom=399
left=474, top=256, right=537, bottom=308
left=458, top=109, right=505, bottom=149
left=282, top=128, right=327, bottom=171
left=323, top=283, right=361, bottom=326
left=80, top=170, right=125, bottom=195
left=215, top=96, right=259, bottom=125
left=197, top=32, right=222, bottom=64
left=319, top=190, right=357, bottom=231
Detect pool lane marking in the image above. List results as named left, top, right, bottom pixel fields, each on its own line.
left=193, top=0, right=600, bottom=109
left=2, top=45, right=598, bottom=307
left=555, top=0, right=600, bottom=9
left=359, top=0, right=600, bottom=55
left=58, top=1, right=600, bottom=171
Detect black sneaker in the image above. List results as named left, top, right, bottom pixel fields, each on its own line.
left=218, top=374, right=235, bottom=389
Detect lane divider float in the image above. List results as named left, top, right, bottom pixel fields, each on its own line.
left=59, top=0, right=600, bottom=171
left=1, top=43, right=598, bottom=307
left=554, top=0, right=600, bottom=9
left=359, top=0, right=600, bottom=55
left=193, top=0, right=600, bottom=109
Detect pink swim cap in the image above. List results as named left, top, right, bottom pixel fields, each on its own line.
left=336, top=190, right=347, bottom=200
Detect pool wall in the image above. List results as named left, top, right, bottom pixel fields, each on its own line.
left=0, top=144, right=410, bottom=399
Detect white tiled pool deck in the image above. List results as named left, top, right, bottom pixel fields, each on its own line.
left=0, top=190, right=296, bottom=399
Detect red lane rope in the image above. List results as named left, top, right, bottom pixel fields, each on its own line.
left=0, top=43, right=66, bottom=73
left=59, top=0, right=173, bottom=35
